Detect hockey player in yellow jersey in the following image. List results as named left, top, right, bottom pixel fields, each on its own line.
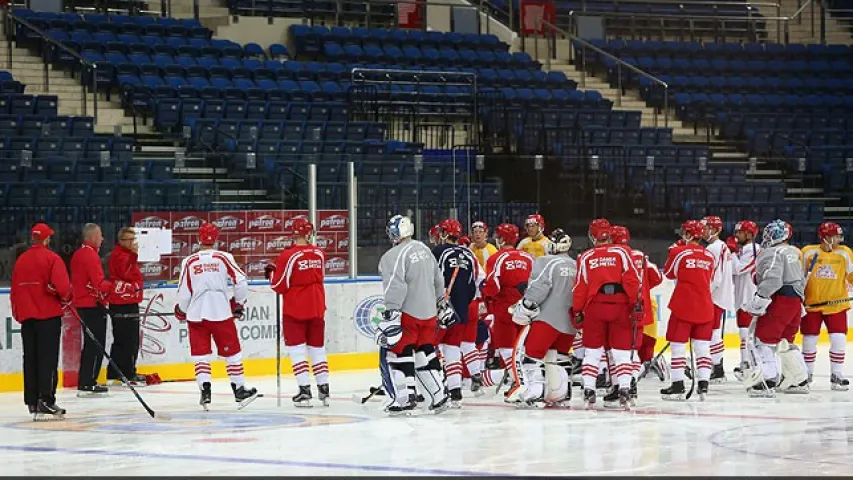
left=801, top=222, right=853, bottom=391
left=470, top=221, right=497, bottom=268
left=517, top=214, right=551, bottom=258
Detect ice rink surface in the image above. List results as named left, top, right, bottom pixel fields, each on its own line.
left=1, top=348, right=853, bottom=476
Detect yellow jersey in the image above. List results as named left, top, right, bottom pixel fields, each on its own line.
left=644, top=295, right=658, bottom=338
left=471, top=242, right=498, bottom=268
left=802, top=244, right=853, bottom=315
left=517, top=236, right=551, bottom=258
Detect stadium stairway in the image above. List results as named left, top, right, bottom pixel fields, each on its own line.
left=755, top=0, right=852, bottom=44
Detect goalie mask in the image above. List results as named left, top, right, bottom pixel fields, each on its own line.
left=386, top=215, right=415, bottom=244
left=762, top=219, right=791, bottom=248
left=547, top=228, right=572, bottom=254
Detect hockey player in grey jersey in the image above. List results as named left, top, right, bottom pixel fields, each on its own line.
left=506, top=229, right=577, bottom=407
left=374, top=215, right=455, bottom=415
left=742, top=219, right=809, bottom=397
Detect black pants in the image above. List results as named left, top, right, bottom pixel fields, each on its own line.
left=108, top=303, right=141, bottom=380
left=77, top=306, right=108, bottom=388
left=21, top=317, right=62, bottom=407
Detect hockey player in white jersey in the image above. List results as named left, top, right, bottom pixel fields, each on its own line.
left=727, top=220, right=761, bottom=380
left=507, top=229, right=576, bottom=408
left=702, top=216, right=735, bottom=383
left=375, top=215, right=453, bottom=415
left=742, top=220, right=809, bottom=397
left=174, top=222, right=259, bottom=410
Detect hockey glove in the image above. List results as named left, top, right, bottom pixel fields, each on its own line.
left=512, top=298, right=539, bottom=326
left=745, top=293, right=772, bottom=317
left=174, top=304, right=187, bottom=322
left=264, top=263, right=276, bottom=281
left=437, top=297, right=458, bottom=329
left=571, top=310, right=584, bottom=329
left=231, top=298, right=245, bottom=320
left=374, top=309, right=403, bottom=348
left=725, top=236, right=739, bottom=254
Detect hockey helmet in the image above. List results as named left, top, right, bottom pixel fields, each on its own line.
left=387, top=215, right=415, bottom=244
left=547, top=228, right=572, bottom=254
left=762, top=219, right=791, bottom=248
left=702, top=215, right=724, bottom=237
left=439, top=218, right=463, bottom=240
left=588, top=218, right=612, bottom=243
left=199, top=222, right=220, bottom=245
left=290, top=216, right=314, bottom=238
left=610, top=225, right=631, bottom=245
left=734, top=220, right=759, bottom=237
left=525, top=214, right=545, bottom=230
left=818, top=222, right=843, bottom=241
left=494, top=223, right=520, bottom=247
left=471, top=221, right=489, bottom=233
left=681, top=220, right=705, bottom=242
left=458, top=236, right=472, bottom=247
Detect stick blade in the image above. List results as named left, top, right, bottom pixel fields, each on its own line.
left=351, top=393, right=365, bottom=403
left=153, top=411, right=172, bottom=421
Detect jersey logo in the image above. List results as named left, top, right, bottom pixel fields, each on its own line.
left=589, top=257, right=617, bottom=269
left=298, top=259, right=324, bottom=271
left=815, top=264, right=838, bottom=280
left=559, top=266, right=571, bottom=277
left=192, top=263, right=221, bottom=275
left=685, top=258, right=712, bottom=270
left=505, top=259, right=529, bottom=270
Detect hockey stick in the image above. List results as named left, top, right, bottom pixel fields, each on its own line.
left=351, top=386, right=385, bottom=404
left=66, top=306, right=171, bottom=421
left=638, top=342, right=670, bottom=382
left=807, top=296, right=853, bottom=308
left=275, top=294, right=282, bottom=408
left=110, top=311, right=176, bottom=319
left=685, top=339, right=696, bottom=400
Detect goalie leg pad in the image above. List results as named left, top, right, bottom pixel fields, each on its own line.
left=382, top=346, right=416, bottom=406
left=415, top=345, right=448, bottom=409
left=544, top=350, right=569, bottom=404
left=777, top=341, right=808, bottom=390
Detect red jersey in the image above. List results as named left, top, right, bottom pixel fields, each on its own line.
left=630, top=248, right=663, bottom=326
left=107, top=244, right=144, bottom=305
left=481, top=248, right=532, bottom=322
left=270, top=244, right=326, bottom=321
left=573, top=245, right=640, bottom=311
left=71, top=242, right=113, bottom=308
left=10, top=244, right=71, bottom=322
left=663, top=244, right=715, bottom=324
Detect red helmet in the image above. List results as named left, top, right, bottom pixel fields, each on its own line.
left=818, top=222, right=843, bottom=240
left=429, top=224, right=440, bottom=239
left=458, top=235, right=472, bottom=247
left=735, top=220, right=759, bottom=236
left=439, top=219, right=463, bottom=239
left=611, top=225, right=630, bottom=245
left=702, top=216, right=723, bottom=232
left=290, top=216, right=314, bottom=238
left=199, top=222, right=220, bottom=244
left=525, top=214, right=545, bottom=230
left=681, top=220, right=705, bottom=240
left=495, top=223, right=519, bottom=247
left=471, top=221, right=488, bottom=233
left=588, top=218, right=612, bottom=242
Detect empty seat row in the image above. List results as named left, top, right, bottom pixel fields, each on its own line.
left=583, top=126, right=674, bottom=146
left=0, top=181, right=212, bottom=207
left=322, top=42, right=538, bottom=69
left=590, top=39, right=853, bottom=61
left=717, top=113, right=853, bottom=139
left=153, top=99, right=350, bottom=128
left=187, top=119, right=385, bottom=145
left=0, top=115, right=95, bottom=137
left=15, top=9, right=211, bottom=39
left=0, top=159, right=174, bottom=183
left=0, top=135, right=134, bottom=161
left=0, top=94, right=58, bottom=117
left=653, top=75, right=853, bottom=97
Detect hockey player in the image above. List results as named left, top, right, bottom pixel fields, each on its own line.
left=728, top=220, right=761, bottom=379
left=518, top=214, right=551, bottom=258
left=660, top=220, right=716, bottom=401
left=507, top=229, right=575, bottom=408
left=374, top=215, right=452, bottom=415
left=266, top=217, right=330, bottom=407
left=481, top=223, right=533, bottom=390
left=702, top=216, right=735, bottom=383
left=611, top=225, right=663, bottom=399
left=432, top=218, right=479, bottom=406
left=470, top=221, right=497, bottom=268
left=800, top=222, right=852, bottom=391
left=174, top=222, right=259, bottom=410
left=428, top=224, right=441, bottom=247
left=573, top=219, right=640, bottom=409
left=743, top=220, right=808, bottom=396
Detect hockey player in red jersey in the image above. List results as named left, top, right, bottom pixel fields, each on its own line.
left=611, top=225, right=663, bottom=400
left=660, top=220, right=716, bottom=401
left=481, top=223, right=533, bottom=391
left=175, top=222, right=259, bottom=410
left=573, top=219, right=641, bottom=409
left=266, top=217, right=329, bottom=407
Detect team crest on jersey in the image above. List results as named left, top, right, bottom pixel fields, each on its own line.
left=353, top=295, right=385, bottom=338
left=815, top=264, right=838, bottom=280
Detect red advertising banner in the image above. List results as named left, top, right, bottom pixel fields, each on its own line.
left=520, top=0, right=556, bottom=35
left=131, top=210, right=349, bottom=278
left=397, top=0, right=425, bottom=29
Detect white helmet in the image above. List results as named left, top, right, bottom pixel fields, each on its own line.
left=386, top=215, right=415, bottom=244
left=547, top=228, right=572, bottom=254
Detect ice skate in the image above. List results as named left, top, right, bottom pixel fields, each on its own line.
left=748, top=379, right=777, bottom=398
left=317, top=384, right=330, bottom=407
left=733, top=362, right=749, bottom=381
left=618, top=388, right=632, bottom=411
left=710, top=363, right=726, bottom=384
left=697, top=380, right=709, bottom=401
left=199, top=382, right=212, bottom=411
left=292, top=385, right=313, bottom=408
left=583, top=388, right=596, bottom=409
left=595, top=371, right=611, bottom=396
left=449, top=388, right=463, bottom=409
left=661, top=380, right=686, bottom=401
left=429, top=391, right=450, bottom=414
left=470, top=373, right=485, bottom=397
left=831, top=373, right=849, bottom=391
left=232, top=383, right=259, bottom=409
left=33, top=400, right=66, bottom=422
left=76, top=384, right=109, bottom=398
left=545, top=385, right=571, bottom=408
left=630, top=378, right=638, bottom=405
left=27, top=405, right=36, bottom=415
left=602, top=388, right=621, bottom=408
left=569, top=356, right=583, bottom=376
left=782, top=378, right=809, bottom=394
left=385, top=394, right=416, bottom=417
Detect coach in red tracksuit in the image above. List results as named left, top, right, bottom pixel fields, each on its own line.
left=71, top=223, right=113, bottom=396
left=107, top=227, right=145, bottom=386
left=266, top=217, right=330, bottom=406
left=10, top=223, right=71, bottom=415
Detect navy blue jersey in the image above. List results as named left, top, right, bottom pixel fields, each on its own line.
left=432, top=243, right=478, bottom=324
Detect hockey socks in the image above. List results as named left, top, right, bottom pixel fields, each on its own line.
left=192, top=355, right=212, bottom=388
left=440, top=344, right=463, bottom=390
left=224, top=353, right=246, bottom=388
left=308, top=346, right=330, bottom=385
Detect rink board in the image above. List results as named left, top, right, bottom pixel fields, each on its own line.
left=0, top=278, right=851, bottom=392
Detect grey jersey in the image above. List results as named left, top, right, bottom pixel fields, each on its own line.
left=379, top=239, right=444, bottom=319
left=756, top=243, right=805, bottom=299
left=524, top=254, right=577, bottom=334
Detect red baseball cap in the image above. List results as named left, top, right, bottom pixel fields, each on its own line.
left=31, top=223, right=55, bottom=240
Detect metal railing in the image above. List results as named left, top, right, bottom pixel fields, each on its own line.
left=4, top=8, right=100, bottom=124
